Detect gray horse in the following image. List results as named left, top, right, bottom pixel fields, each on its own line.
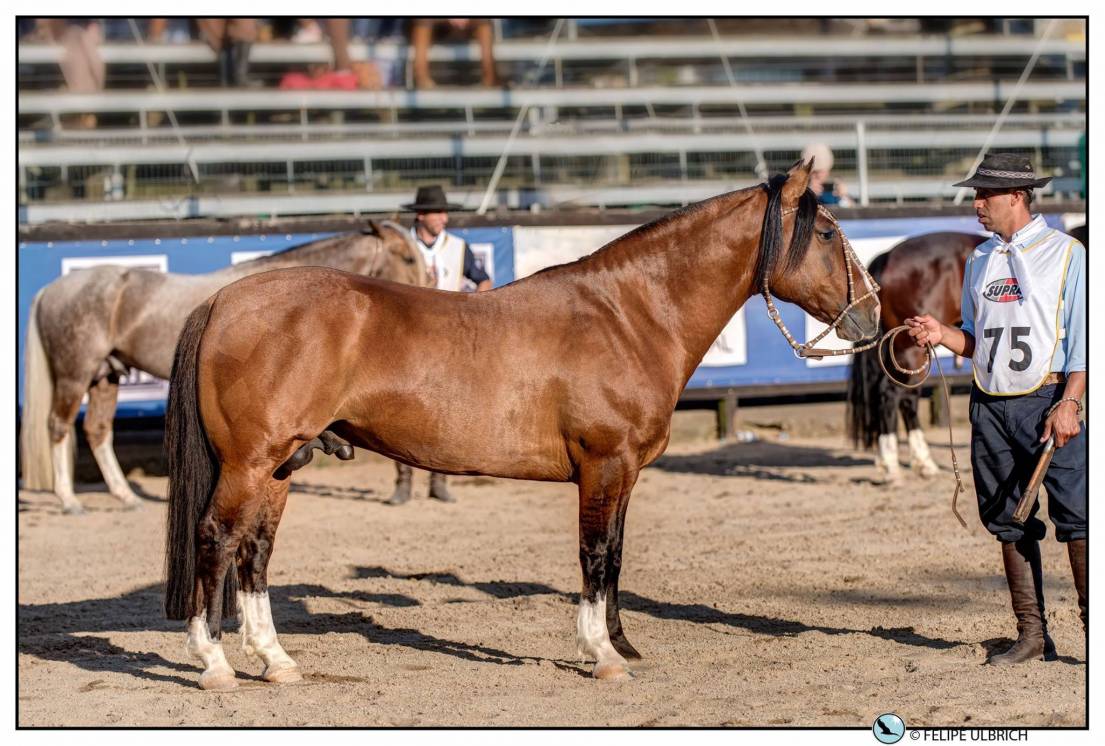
left=21, top=221, right=430, bottom=513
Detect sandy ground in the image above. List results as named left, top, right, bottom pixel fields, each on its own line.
left=18, top=397, right=1086, bottom=727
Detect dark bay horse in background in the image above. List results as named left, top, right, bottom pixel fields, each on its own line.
left=847, top=232, right=985, bottom=483
left=20, top=222, right=430, bottom=514
left=163, top=159, right=880, bottom=690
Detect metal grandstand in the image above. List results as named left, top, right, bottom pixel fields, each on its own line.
left=17, top=20, right=1087, bottom=222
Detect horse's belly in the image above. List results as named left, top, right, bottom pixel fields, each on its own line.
left=338, top=395, right=572, bottom=482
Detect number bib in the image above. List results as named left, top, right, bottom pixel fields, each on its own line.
left=968, top=230, right=1074, bottom=395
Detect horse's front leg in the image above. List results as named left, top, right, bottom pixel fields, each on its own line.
left=576, top=457, right=639, bottom=680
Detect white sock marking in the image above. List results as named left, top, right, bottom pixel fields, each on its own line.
left=908, top=428, right=940, bottom=475
left=186, top=614, right=235, bottom=678
left=877, top=433, right=902, bottom=477
left=237, top=591, right=297, bottom=672
left=576, top=592, right=627, bottom=669
left=51, top=433, right=82, bottom=512
left=91, top=434, right=140, bottom=503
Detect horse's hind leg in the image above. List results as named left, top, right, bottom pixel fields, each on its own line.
left=47, top=376, right=88, bottom=514
left=576, top=458, right=639, bottom=681
left=876, top=376, right=903, bottom=484
left=84, top=375, right=142, bottom=507
left=237, top=478, right=301, bottom=684
left=186, top=466, right=267, bottom=691
left=901, top=391, right=939, bottom=477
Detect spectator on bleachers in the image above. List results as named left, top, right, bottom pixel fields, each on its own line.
left=410, top=18, right=501, bottom=89
left=197, top=18, right=260, bottom=88
left=277, top=18, right=384, bottom=90
left=33, top=19, right=105, bottom=128
left=801, top=142, right=854, bottom=207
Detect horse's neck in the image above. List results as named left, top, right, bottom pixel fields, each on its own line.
left=598, top=189, right=763, bottom=381
left=212, top=235, right=373, bottom=280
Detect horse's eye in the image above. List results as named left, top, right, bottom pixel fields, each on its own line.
left=818, top=229, right=835, bottom=241
left=403, top=255, right=416, bottom=265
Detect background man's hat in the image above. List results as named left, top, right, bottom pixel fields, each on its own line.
left=402, top=185, right=462, bottom=211
left=953, top=153, right=1053, bottom=189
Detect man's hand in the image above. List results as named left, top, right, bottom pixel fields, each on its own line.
left=904, top=315, right=943, bottom=348
left=1041, top=401, right=1082, bottom=448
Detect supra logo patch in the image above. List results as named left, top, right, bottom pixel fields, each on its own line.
left=983, top=277, right=1022, bottom=302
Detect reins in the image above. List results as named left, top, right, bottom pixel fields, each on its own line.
left=762, top=201, right=967, bottom=530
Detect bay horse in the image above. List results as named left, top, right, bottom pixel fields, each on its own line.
left=20, top=222, right=429, bottom=514
left=846, top=232, right=985, bottom=482
left=163, top=160, right=880, bottom=690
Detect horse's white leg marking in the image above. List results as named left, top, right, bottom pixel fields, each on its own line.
left=877, top=433, right=902, bottom=482
left=51, top=433, right=83, bottom=514
left=238, top=591, right=301, bottom=683
left=907, top=428, right=940, bottom=477
left=91, top=433, right=142, bottom=506
left=576, top=592, right=631, bottom=680
left=186, top=615, right=238, bottom=690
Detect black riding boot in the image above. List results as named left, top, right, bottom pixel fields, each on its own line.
left=989, top=538, right=1056, bottom=665
left=1067, top=539, right=1087, bottom=636
left=428, top=472, right=456, bottom=503
left=217, top=44, right=233, bottom=87
left=387, top=463, right=412, bottom=506
left=230, top=41, right=262, bottom=88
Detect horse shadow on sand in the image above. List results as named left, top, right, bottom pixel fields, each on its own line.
left=651, top=440, right=869, bottom=482
left=18, top=577, right=589, bottom=685
left=20, top=565, right=1080, bottom=684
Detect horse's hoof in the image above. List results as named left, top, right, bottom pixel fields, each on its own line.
left=199, top=670, right=239, bottom=691
left=593, top=661, right=634, bottom=681
left=263, top=664, right=302, bottom=684
left=62, top=503, right=85, bottom=516
left=335, top=446, right=354, bottom=461
left=119, top=497, right=143, bottom=510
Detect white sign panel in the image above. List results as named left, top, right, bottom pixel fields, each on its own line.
left=700, top=308, right=747, bottom=367
left=232, top=249, right=275, bottom=264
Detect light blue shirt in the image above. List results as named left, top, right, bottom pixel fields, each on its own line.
left=961, top=217, right=1086, bottom=374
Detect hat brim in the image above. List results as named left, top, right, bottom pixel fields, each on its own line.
left=952, top=175, right=1053, bottom=189
left=402, top=201, right=463, bottom=211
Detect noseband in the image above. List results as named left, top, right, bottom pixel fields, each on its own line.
left=762, top=205, right=881, bottom=360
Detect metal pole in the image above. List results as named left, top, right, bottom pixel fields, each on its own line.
left=707, top=18, right=767, bottom=180
left=477, top=19, right=564, bottom=215
left=952, top=19, right=1057, bottom=205
left=856, top=120, right=869, bottom=207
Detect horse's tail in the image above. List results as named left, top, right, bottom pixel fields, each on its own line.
left=20, top=288, right=60, bottom=491
left=846, top=251, right=890, bottom=450
left=164, top=298, right=236, bottom=620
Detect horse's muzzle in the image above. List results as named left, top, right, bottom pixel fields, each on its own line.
left=837, top=301, right=881, bottom=342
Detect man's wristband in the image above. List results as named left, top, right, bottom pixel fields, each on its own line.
left=1047, top=397, right=1083, bottom=417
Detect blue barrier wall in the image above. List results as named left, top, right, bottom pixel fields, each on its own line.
left=17, top=214, right=1072, bottom=416
left=17, top=226, right=515, bottom=418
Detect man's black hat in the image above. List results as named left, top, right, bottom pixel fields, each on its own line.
left=402, top=185, right=463, bottom=212
left=953, top=153, right=1053, bottom=189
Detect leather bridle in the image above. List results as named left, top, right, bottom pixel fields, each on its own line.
left=761, top=202, right=967, bottom=529
left=762, top=204, right=881, bottom=360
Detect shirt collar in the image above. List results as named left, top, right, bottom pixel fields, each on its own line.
left=996, top=214, right=1047, bottom=249
left=410, top=226, right=446, bottom=252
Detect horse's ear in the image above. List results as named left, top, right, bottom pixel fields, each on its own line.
left=361, top=219, right=381, bottom=236
left=780, top=158, right=813, bottom=205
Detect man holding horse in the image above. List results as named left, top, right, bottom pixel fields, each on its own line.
left=906, top=153, right=1086, bottom=665
left=388, top=185, right=493, bottom=505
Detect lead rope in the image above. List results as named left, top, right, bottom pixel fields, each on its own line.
left=877, top=328, right=968, bottom=529
left=762, top=204, right=966, bottom=529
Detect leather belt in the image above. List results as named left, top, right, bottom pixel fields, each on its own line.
left=1042, top=372, right=1066, bottom=386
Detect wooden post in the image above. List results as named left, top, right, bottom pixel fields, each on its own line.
left=716, top=392, right=738, bottom=440
left=930, top=385, right=948, bottom=427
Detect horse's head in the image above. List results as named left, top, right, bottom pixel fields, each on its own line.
left=759, top=159, right=880, bottom=343
left=365, top=220, right=434, bottom=288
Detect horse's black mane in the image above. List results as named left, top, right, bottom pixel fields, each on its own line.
left=754, top=174, right=818, bottom=291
